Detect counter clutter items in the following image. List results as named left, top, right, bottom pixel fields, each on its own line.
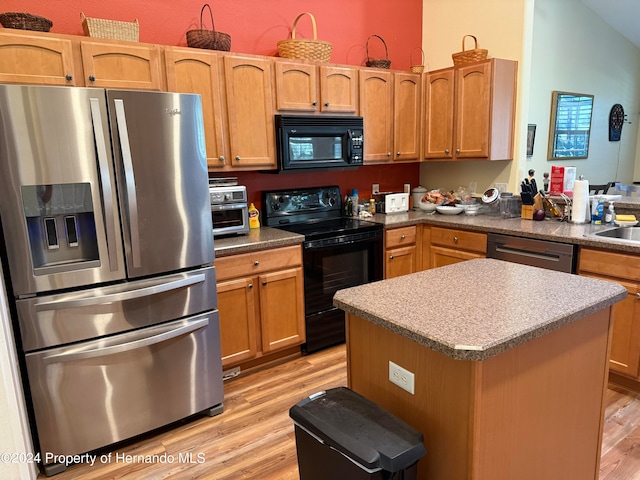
left=335, top=258, right=627, bottom=480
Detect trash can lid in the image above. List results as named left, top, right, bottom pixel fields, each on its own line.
left=289, top=387, right=426, bottom=472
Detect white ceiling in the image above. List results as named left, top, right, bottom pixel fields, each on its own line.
left=581, top=0, right=640, bottom=49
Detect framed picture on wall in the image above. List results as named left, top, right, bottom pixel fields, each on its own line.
left=527, top=124, right=536, bottom=156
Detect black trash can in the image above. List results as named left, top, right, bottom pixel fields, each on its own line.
left=289, top=387, right=426, bottom=480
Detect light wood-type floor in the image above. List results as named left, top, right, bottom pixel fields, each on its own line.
left=36, top=344, right=640, bottom=480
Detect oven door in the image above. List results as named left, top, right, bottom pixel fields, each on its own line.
left=212, top=203, right=249, bottom=237
left=301, top=230, right=382, bottom=353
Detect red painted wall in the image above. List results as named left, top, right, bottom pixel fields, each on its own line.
left=4, top=0, right=423, bottom=209
left=5, top=0, right=422, bottom=69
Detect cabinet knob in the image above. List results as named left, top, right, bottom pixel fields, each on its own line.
left=389, top=255, right=394, bottom=260
left=324, top=102, right=330, bottom=107
left=401, top=235, right=406, bottom=240
left=397, top=152, right=401, bottom=156
left=254, top=260, right=260, bottom=266
left=453, top=236, right=459, bottom=243
left=262, top=281, right=267, bottom=286
left=312, top=101, right=317, bottom=106
left=387, top=152, right=392, bottom=157
left=88, top=75, right=96, bottom=82
left=219, top=156, right=225, bottom=162
left=445, top=149, right=450, bottom=154
left=456, top=148, right=460, bottom=154
left=636, top=292, right=640, bottom=299
left=65, top=74, right=73, bottom=82
left=235, top=156, right=241, bottom=161
left=248, top=283, right=253, bottom=289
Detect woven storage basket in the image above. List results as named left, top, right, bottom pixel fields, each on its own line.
left=0, top=12, right=52, bottom=32
left=81, top=13, right=139, bottom=42
left=365, top=35, right=391, bottom=69
left=277, top=12, right=332, bottom=62
left=186, top=4, right=231, bottom=51
left=451, top=35, right=488, bottom=66
left=410, top=47, right=425, bottom=73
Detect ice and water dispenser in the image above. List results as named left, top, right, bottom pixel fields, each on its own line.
left=21, top=183, right=100, bottom=273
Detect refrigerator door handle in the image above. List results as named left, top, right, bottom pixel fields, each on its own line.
left=113, top=98, right=142, bottom=268
left=90, top=98, right=119, bottom=272
left=34, top=273, right=206, bottom=312
left=42, top=317, right=210, bottom=363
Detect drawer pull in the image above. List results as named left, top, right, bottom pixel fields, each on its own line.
left=401, top=235, right=406, bottom=240
left=254, top=260, right=260, bottom=266
left=636, top=292, right=640, bottom=299
left=389, top=255, right=394, bottom=260
left=453, top=236, right=459, bottom=244
left=65, top=74, right=73, bottom=81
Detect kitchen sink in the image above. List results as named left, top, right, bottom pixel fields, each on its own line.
left=590, top=226, right=640, bottom=242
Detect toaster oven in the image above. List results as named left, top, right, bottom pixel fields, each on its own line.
left=209, top=183, right=249, bottom=237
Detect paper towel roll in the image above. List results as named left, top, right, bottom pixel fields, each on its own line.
left=571, top=179, right=590, bottom=223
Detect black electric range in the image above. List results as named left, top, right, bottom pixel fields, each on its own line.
left=262, top=186, right=383, bottom=353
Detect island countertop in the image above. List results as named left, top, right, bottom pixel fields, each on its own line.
left=333, top=258, right=627, bottom=361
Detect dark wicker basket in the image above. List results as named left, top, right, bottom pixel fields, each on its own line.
left=365, top=35, right=391, bottom=69
left=186, top=4, right=231, bottom=52
left=0, top=12, right=53, bottom=32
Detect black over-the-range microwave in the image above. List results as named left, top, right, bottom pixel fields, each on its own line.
left=275, top=114, right=364, bottom=171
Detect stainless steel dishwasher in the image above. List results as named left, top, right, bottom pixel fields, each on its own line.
left=486, top=232, right=577, bottom=273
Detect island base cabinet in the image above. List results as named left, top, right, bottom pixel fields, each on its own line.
left=346, top=309, right=612, bottom=480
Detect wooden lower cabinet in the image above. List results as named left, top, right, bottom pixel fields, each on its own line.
left=385, top=226, right=419, bottom=278
left=216, top=245, right=305, bottom=369
left=579, top=248, right=640, bottom=379
left=429, top=226, right=486, bottom=268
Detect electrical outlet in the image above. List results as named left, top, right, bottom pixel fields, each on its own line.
left=495, top=183, right=508, bottom=193
left=389, top=361, right=415, bottom=394
left=372, top=183, right=380, bottom=195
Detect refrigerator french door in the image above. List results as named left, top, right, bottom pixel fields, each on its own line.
left=0, top=84, right=222, bottom=475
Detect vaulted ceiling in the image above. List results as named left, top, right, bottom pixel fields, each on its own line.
left=581, top=0, right=640, bottom=49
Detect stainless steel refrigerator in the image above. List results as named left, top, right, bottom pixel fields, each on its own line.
left=0, top=84, right=223, bottom=475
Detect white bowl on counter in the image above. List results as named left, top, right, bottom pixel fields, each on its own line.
left=418, top=201, right=437, bottom=212
left=436, top=205, right=464, bottom=215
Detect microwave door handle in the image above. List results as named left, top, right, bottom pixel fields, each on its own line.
left=113, top=99, right=141, bottom=268
left=89, top=98, right=119, bottom=272
left=347, top=129, right=354, bottom=160
left=42, top=317, right=210, bottom=363
left=34, top=273, right=206, bottom=312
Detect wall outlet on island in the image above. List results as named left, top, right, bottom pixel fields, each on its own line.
left=389, top=361, right=415, bottom=394
left=495, top=183, right=508, bottom=193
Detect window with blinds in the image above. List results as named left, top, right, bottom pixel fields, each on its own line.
left=548, top=92, right=594, bottom=159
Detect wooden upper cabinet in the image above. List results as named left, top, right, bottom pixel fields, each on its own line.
left=0, top=31, right=78, bottom=86
left=423, top=58, right=517, bottom=161
left=274, top=60, right=318, bottom=111
left=80, top=40, right=164, bottom=90
left=164, top=47, right=228, bottom=170
left=393, top=72, right=421, bottom=161
left=319, top=65, right=358, bottom=113
left=359, top=69, right=393, bottom=163
left=223, top=55, right=276, bottom=169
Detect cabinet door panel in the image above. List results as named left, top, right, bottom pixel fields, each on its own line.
left=80, top=41, right=163, bottom=90
left=359, top=69, right=393, bottom=163
left=165, top=47, right=227, bottom=170
left=259, top=267, right=305, bottom=352
left=393, top=72, right=421, bottom=161
left=320, top=66, right=357, bottom=113
left=0, top=33, right=77, bottom=86
left=430, top=246, right=483, bottom=269
left=423, top=69, right=454, bottom=159
left=455, top=62, right=491, bottom=158
left=217, top=277, right=258, bottom=367
left=224, top=55, right=276, bottom=168
left=385, top=246, right=416, bottom=279
left=274, top=61, right=318, bottom=111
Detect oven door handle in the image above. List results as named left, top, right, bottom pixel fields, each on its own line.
left=211, top=203, right=247, bottom=211
left=34, top=274, right=206, bottom=312
left=42, top=318, right=210, bottom=363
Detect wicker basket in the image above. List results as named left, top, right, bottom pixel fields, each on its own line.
left=451, top=35, right=488, bottom=66
left=81, top=12, right=139, bottom=42
left=277, top=12, right=332, bottom=62
left=186, top=4, right=231, bottom=52
left=0, top=12, right=52, bottom=32
left=365, top=35, right=391, bottom=69
left=410, top=47, right=425, bottom=73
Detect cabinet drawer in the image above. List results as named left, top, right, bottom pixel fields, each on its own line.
left=216, top=245, right=302, bottom=281
left=385, top=226, right=417, bottom=249
left=430, top=227, right=487, bottom=254
left=579, top=248, right=640, bottom=282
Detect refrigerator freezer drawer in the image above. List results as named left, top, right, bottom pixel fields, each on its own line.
left=25, top=312, right=223, bottom=459
left=17, top=266, right=217, bottom=351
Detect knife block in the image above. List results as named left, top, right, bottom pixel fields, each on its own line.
left=521, top=205, right=534, bottom=219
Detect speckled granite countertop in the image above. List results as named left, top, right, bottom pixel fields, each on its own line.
left=213, top=227, right=303, bottom=257
left=333, top=258, right=627, bottom=361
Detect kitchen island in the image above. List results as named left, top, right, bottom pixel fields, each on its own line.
left=334, top=258, right=627, bottom=480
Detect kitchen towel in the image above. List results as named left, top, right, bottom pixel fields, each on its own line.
left=571, top=178, right=590, bottom=223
